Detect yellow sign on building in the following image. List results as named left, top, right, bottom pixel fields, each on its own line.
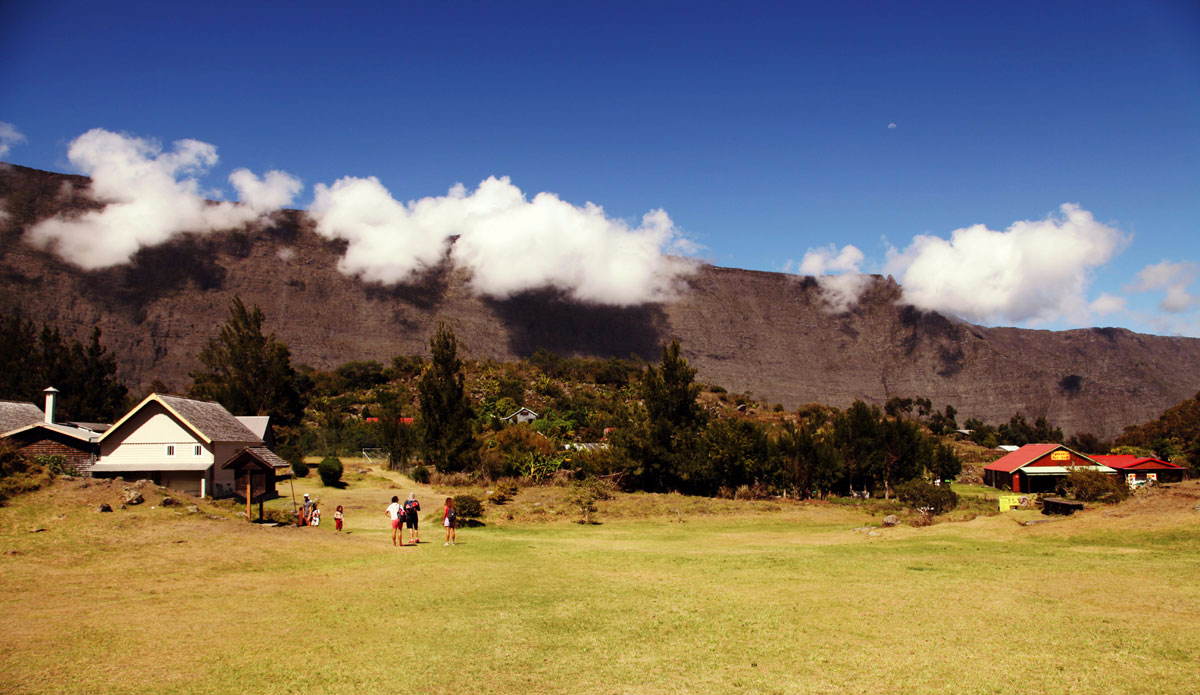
left=1050, top=450, right=1071, bottom=461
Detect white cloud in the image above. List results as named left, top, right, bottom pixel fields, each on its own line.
left=796, top=244, right=870, bottom=312
left=884, top=204, right=1128, bottom=324
left=229, top=168, right=303, bottom=213
left=887, top=123, right=897, bottom=129
left=310, top=175, right=698, bottom=305
left=1089, top=293, right=1126, bottom=315
left=1126, top=260, right=1198, bottom=313
left=0, top=122, right=26, bottom=158
left=27, top=129, right=301, bottom=269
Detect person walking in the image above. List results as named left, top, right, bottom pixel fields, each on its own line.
left=443, top=496, right=457, bottom=546
left=299, top=493, right=314, bottom=526
left=334, top=505, right=344, bottom=532
left=403, top=492, right=421, bottom=545
left=385, top=496, right=403, bottom=547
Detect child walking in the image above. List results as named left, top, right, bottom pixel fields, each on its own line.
left=334, top=505, right=344, bottom=532
left=443, top=497, right=457, bottom=546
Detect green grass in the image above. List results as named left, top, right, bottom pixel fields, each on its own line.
left=1, top=476, right=1198, bottom=694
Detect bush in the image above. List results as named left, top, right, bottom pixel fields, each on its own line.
left=1060, top=468, right=1129, bottom=503
left=318, top=456, right=343, bottom=487
left=489, top=480, right=519, bottom=505
left=568, top=480, right=601, bottom=524
left=453, top=494, right=483, bottom=520
left=292, top=460, right=310, bottom=478
left=895, top=479, right=958, bottom=515
left=410, top=464, right=430, bottom=484
left=32, top=454, right=73, bottom=476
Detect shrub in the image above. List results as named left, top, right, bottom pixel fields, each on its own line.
left=453, top=494, right=483, bottom=520
left=32, top=454, right=73, bottom=476
left=318, top=456, right=343, bottom=487
left=1060, top=468, right=1129, bottom=503
left=292, top=460, right=310, bottom=478
left=489, top=480, right=519, bottom=505
left=895, top=479, right=958, bottom=515
left=568, top=480, right=601, bottom=524
left=410, top=465, right=430, bottom=484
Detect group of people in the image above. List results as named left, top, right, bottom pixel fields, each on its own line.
left=386, top=494, right=458, bottom=546
left=296, top=491, right=456, bottom=544
left=297, top=493, right=344, bottom=531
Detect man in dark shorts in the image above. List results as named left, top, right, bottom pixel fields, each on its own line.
left=403, top=493, right=421, bottom=545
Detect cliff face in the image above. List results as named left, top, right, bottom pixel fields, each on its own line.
left=3, top=164, right=1197, bottom=439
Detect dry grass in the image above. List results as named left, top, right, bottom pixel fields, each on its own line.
left=0, top=475, right=1198, bottom=694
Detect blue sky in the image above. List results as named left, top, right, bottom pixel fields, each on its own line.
left=2, top=1, right=1198, bottom=334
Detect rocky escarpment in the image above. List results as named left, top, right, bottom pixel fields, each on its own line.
left=2, top=163, right=1198, bottom=439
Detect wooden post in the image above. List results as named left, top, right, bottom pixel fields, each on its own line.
left=246, top=476, right=252, bottom=522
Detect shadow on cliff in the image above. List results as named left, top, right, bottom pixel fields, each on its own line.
left=486, top=289, right=667, bottom=360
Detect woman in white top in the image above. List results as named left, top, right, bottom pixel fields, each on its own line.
left=385, top=496, right=403, bottom=547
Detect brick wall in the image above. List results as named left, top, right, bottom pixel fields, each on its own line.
left=15, top=437, right=96, bottom=476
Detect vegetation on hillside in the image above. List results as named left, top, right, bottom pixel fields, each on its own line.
left=0, top=310, right=128, bottom=422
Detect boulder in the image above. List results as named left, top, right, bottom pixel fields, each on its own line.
left=97, top=503, right=112, bottom=513
left=187, top=505, right=201, bottom=514
left=122, top=490, right=144, bottom=506
left=882, top=514, right=900, bottom=527
left=160, top=496, right=177, bottom=507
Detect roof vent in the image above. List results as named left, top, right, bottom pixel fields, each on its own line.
left=43, top=386, right=59, bottom=424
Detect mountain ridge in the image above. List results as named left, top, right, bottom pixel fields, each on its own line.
left=2, top=163, right=1197, bottom=439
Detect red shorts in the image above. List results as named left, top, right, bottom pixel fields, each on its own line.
left=391, top=518, right=401, bottom=529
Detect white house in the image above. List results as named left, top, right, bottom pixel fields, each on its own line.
left=91, top=394, right=269, bottom=498
left=502, top=407, right=539, bottom=425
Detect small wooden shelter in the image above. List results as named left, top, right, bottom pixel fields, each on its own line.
left=221, top=446, right=290, bottom=519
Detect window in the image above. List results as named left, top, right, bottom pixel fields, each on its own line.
left=193, top=444, right=203, bottom=457
left=165, top=445, right=176, bottom=457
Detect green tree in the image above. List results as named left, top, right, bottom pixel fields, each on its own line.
left=774, top=420, right=844, bottom=499
left=417, top=324, right=476, bottom=472
left=614, top=340, right=706, bottom=492
left=0, top=312, right=127, bottom=422
left=374, top=392, right=418, bottom=470
left=189, top=297, right=306, bottom=427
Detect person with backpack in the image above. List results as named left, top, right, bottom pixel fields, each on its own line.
left=403, top=493, right=421, bottom=545
left=443, top=497, right=457, bottom=546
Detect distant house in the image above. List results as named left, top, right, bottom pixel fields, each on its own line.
left=1091, top=455, right=1187, bottom=485
left=1, top=388, right=106, bottom=476
left=983, top=443, right=1115, bottom=493
left=502, top=407, right=539, bottom=425
left=91, top=394, right=282, bottom=498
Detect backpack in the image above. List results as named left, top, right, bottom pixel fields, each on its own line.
left=448, top=507, right=457, bottom=522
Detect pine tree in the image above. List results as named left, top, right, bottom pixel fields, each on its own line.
left=417, top=324, right=476, bottom=472
left=189, top=297, right=305, bottom=426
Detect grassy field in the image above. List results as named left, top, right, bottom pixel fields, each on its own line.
left=1, top=469, right=1198, bottom=694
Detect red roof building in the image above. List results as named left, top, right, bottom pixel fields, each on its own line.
left=1091, top=455, right=1187, bottom=484
left=983, top=443, right=1115, bottom=493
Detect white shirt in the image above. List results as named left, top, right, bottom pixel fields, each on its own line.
left=386, top=502, right=402, bottom=520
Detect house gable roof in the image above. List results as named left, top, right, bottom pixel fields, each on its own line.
left=235, top=416, right=271, bottom=441
left=0, top=400, right=44, bottom=435
left=982, top=443, right=1112, bottom=474
left=220, top=445, right=290, bottom=470
left=99, top=394, right=261, bottom=446
left=2, top=421, right=101, bottom=443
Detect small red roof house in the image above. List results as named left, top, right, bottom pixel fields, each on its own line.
left=983, top=443, right=1115, bottom=493
left=364, top=417, right=415, bottom=425
left=1091, top=455, right=1187, bottom=485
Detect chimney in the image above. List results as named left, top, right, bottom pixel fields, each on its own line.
left=43, top=387, right=58, bottom=424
